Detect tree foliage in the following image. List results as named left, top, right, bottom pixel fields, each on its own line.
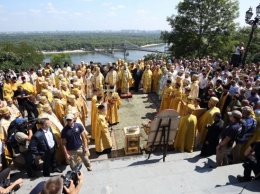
left=143, top=53, right=171, bottom=62
left=161, top=0, right=239, bottom=59
left=0, top=42, right=44, bottom=71
left=50, top=53, right=72, bottom=66
left=0, top=32, right=161, bottom=52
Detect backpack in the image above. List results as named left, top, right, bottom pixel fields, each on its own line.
left=236, top=118, right=256, bottom=144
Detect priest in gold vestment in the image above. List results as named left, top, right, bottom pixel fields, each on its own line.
left=169, top=82, right=182, bottom=112
left=95, top=104, right=112, bottom=154
left=197, top=97, right=220, bottom=144
left=107, top=85, right=122, bottom=125
left=159, top=80, right=174, bottom=111
left=120, top=64, right=132, bottom=94
left=141, top=65, right=153, bottom=93
left=152, top=65, right=162, bottom=92
left=174, top=104, right=197, bottom=152
left=93, top=67, right=104, bottom=94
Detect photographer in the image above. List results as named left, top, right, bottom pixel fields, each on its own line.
left=237, top=140, right=260, bottom=182
left=29, top=171, right=84, bottom=194
left=0, top=167, right=23, bottom=193
left=14, top=118, right=34, bottom=178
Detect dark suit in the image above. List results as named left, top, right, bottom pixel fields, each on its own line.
left=201, top=119, right=224, bottom=156
left=29, top=128, right=58, bottom=176
left=132, top=68, right=143, bottom=92
left=221, top=94, right=232, bottom=116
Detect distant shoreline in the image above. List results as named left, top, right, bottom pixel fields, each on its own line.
left=42, top=43, right=165, bottom=55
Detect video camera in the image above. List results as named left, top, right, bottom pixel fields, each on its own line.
left=62, top=163, right=82, bottom=188
left=18, top=118, right=38, bottom=134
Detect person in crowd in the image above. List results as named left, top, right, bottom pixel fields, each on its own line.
left=229, top=80, right=240, bottom=96
left=201, top=112, right=224, bottom=157
left=141, top=65, right=153, bottom=93
left=232, top=106, right=256, bottom=164
left=214, top=79, right=223, bottom=98
left=0, top=167, right=23, bottom=193
left=248, top=87, right=260, bottom=109
left=198, top=97, right=220, bottom=145
left=14, top=118, right=34, bottom=177
left=132, top=64, right=143, bottom=93
left=29, top=116, right=61, bottom=177
left=3, top=76, right=13, bottom=100
left=29, top=172, right=84, bottom=194
left=190, top=74, right=199, bottom=99
left=95, top=105, right=112, bottom=155
left=237, top=140, right=260, bottom=182
left=84, top=68, right=94, bottom=99
left=13, top=85, right=30, bottom=117
left=105, top=66, right=118, bottom=91
left=159, top=80, right=174, bottom=111
left=6, top=96, right=21, bottom=118
left=231, top=42, right=244, bottom=67
left=106, top=85, right=122, bottom=125
left=0, top=70, right=5, bottom=100
left=61, top=113, right=92, bottom=171
left=169, top=82, right=182, bottom=112
left=216, top=110, right=242, bottom=167
left=174, top=104, right=197, bottom=153
left=152, top=65, right=162, bottom=93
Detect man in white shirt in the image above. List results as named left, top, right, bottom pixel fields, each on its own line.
left=29, top=116, right=61, bottom=177
left=199, top=72, right=207, bottom=97
left=231, top=42, right=244, bottom=67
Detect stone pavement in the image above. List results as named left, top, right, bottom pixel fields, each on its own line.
left=12, top=91, right=260, bottom=194
left=87, top=91, right=159, bottom=161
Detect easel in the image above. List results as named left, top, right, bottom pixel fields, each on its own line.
left=147, top=116, right=172, bottom=162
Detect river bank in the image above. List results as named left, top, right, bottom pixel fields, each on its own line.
left=42, top=43, right=165, bottom=55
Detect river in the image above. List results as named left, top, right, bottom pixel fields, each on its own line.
left=44, top=44, right=167, bottom=64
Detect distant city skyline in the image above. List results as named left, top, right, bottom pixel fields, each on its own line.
left=0, top=0, right=258, bottom=32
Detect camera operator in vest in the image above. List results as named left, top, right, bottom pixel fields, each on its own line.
left=13, top=118, right=34, bottom=178
left=232, top=106, right=256, bottom=164
left=237, top=140, right=260, bottom=182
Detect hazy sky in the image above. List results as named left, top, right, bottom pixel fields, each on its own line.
left=0, top=0, right=258, bottom=32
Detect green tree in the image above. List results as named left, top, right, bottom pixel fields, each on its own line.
left=0, top=42, right=44, bottom=71
left=161, top=0, right=239, bottom=59
left=50, top=53, right=72, bottom=66
left=144, top=53, right=170, bottom=62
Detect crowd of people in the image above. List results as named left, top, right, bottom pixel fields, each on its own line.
left=155, top=57, right=260, bottom=182
left=0, top=55, right=259, bottom=193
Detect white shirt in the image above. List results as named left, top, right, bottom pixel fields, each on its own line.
left=199, top=76, right=208, bottom=89
left=234, top=46, right=242, bottom=55
left=43, top=128, right=55, bottom=149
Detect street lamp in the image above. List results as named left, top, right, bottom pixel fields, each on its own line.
left=242, top=4, right=260, bottom=65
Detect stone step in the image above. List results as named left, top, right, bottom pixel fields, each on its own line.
left=17, top=150, right=249, bottom=194
left=202, top=180, right=260, bottom=194
left=89, top=151, right=215, bottom=172
left=83, top=163, right=245, bottom=194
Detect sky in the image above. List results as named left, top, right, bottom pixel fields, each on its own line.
left=0, top=0, right=258, bottom=32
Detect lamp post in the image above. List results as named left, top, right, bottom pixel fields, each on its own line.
left=242, top=4, right=260, bottom=66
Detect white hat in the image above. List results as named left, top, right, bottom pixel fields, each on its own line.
left=66, top=113, right=75, bottom=120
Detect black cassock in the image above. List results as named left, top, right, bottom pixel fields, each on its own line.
left=201, top=119, right=224, bottom=157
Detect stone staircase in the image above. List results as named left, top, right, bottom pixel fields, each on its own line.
left=17, top=151, right=259, bottom=194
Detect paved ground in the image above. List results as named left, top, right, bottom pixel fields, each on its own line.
left=12, top=91, right=260, bottom=194
left=87, top=90, right=159, bottom=161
